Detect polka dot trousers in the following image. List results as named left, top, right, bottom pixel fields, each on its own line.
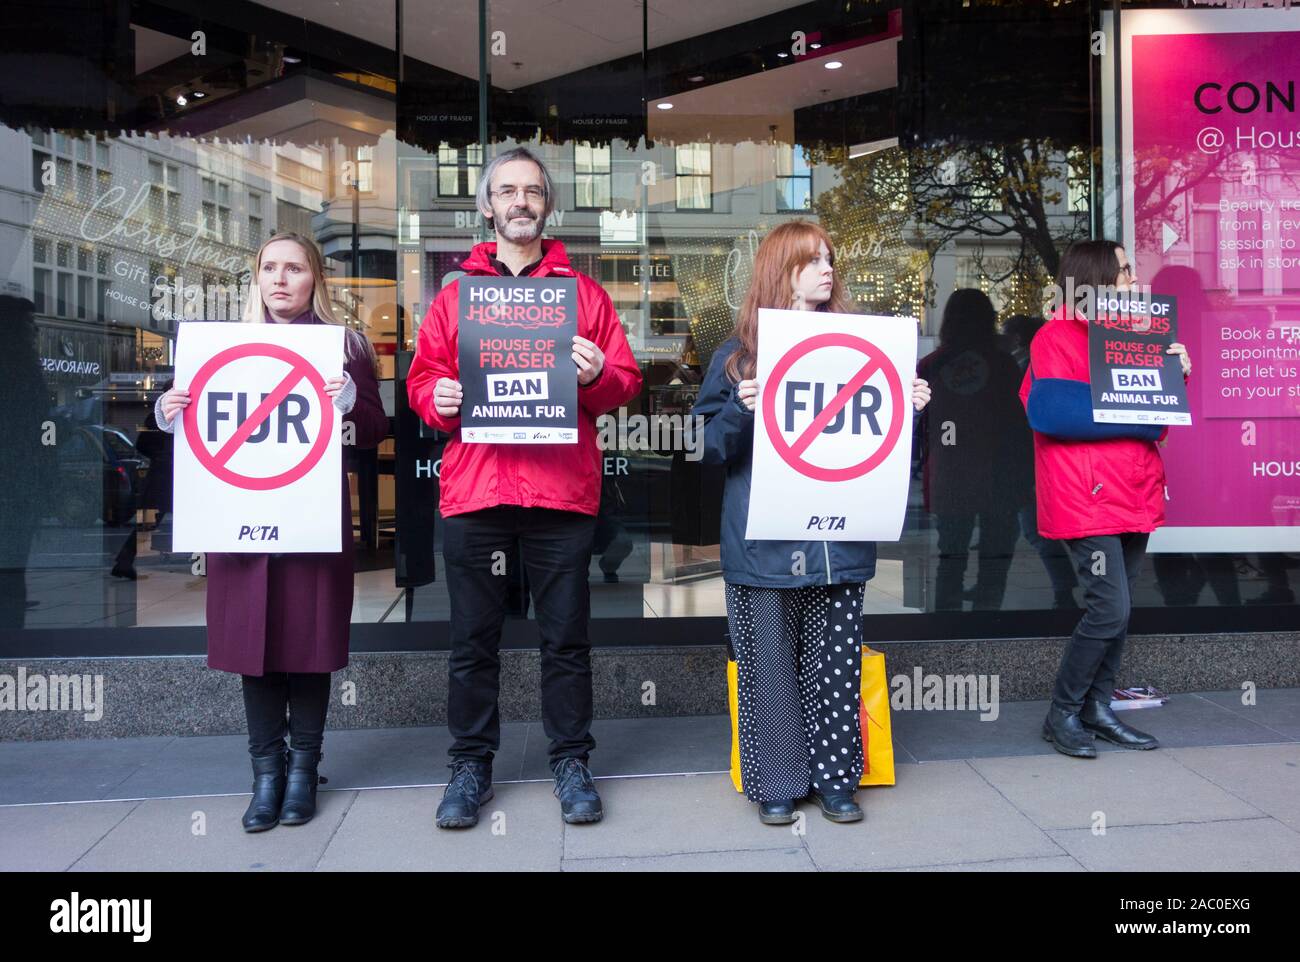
left=726, top=581, right=866, bottom=803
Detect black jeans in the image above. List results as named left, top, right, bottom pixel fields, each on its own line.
left=442, top=505, right=597, bottom=766
left=242, top=671, right=331, bottom=757
left=1053, top=533, right=1149, bottom=712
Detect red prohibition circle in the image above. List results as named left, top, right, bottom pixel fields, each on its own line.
left=182, top=342, right=334, bottom=491
left=761, top=332, right=906, bottom=482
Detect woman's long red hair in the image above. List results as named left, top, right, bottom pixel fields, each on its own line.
left=724, top=220, right=852, bottom=383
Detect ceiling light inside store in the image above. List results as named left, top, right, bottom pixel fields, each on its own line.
left=283, top=55, right=301, bottom=63
left=192, top=91, right=205, bottom=98
left=824, top=61, right=843, bottom=70
left=810, top=43, right=822, bottom=49
left=688, top=75, right=704, bottom=82
left=657, top=102, right=673, bottom=110
left=777, top=52, right=788, bottom=58
left=175, top=95, right=187, bottom=106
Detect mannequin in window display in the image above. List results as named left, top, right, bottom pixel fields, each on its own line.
left=155, top=233, right=388, bottom=831
left=695, top=221, right=930, bottom=824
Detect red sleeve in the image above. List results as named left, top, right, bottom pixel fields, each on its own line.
left=406, top=286, right=461, bottom=433
left=577, top=277, right=642, bottom=416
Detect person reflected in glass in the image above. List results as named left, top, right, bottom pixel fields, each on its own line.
left=917, top=289, right=1026, bottom=610
left=0, top=296, right=53, bottom=628
left=696, top=221, right=930, bottom=825
left=1020, top=240, right=1191, bottom=757
left=155, top=233, right=388, bottom=829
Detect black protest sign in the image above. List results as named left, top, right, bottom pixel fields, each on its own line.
left=457, top=276, right=579, bottom=443
left=1088, top=292, right=1191, bottom=426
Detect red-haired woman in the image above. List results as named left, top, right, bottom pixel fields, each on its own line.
left=695, top=221, right=930, bottom=824
left=155, top=232, right=388, bottom=830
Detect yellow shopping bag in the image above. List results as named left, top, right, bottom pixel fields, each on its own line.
left=728, top=645, right=895, bottom=791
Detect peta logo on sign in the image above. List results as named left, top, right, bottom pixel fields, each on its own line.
left=1111, top=368, right=1163, bottom=391
left=807, top=515, right=848, bottom=531
left=237, top=525, right=280, bottom=541
left=486, top=372, right=549, bottom=401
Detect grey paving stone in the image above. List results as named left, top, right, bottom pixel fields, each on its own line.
left=1048, top=817, right=1300, bottom=871
left=519, top=714, right=733, bottom=780
left=563, top=847, right=816, bottom=872
left=102, top=723, right=529, bottom=801
left=890, top=699, right=1061, bottom=762
left=0, top=736, right=173, bottom=804
left=1191, top=689, right=1300, bottom=740
left=68, top=791, right=357, bottom=871
left=0, top=800, right=139, bottom=870
left=798, top=760, right=1060, bottom=870
left=969, top=750, right=1261, bottom=831
left=1166, top=744, right=1300, bottom=832
left=315, top=782, right=562, bottom=871
left=560, top=773, right=802, bottom=861
left=888, top=855, right=1084, bottom=872
left=1096, top=692, right=1293, bottom=749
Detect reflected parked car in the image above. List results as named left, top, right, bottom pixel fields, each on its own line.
left=55, top=424, right=150, bottom=527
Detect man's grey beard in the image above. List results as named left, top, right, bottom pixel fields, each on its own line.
left=497, top=207, right=545, bottom=243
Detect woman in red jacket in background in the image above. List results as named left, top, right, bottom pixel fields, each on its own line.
left=1020, top=240, right=1190, bottom=758
left=157, top=233, right=389, bottom=829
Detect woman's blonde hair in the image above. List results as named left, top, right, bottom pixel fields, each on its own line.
left=243, top=231, right=375, bottom=365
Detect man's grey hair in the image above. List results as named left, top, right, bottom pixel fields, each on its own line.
left=476, top=147, right=556, bottom=230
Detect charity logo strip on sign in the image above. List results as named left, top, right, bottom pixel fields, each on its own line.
left=747, top=309, right=918, bottom=542
left=1088, top=292, right=1191, bottom=426
left=172, top=322, right=344, bottom=553
left=458, top=276, right=579, bottom=443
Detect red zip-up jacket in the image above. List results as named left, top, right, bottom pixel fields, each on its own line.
left=407, top=239, right=642, bottom=518
left=1018, top=307, right=1170, bottom=540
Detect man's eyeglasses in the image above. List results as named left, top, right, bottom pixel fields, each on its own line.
left=491, top=185, right=546, bottom=202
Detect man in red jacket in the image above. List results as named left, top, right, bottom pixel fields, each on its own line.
left=408, top=148, right=642, bottom=828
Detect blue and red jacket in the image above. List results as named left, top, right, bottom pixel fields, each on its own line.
left=1018, top=307, right=1174, bottom=540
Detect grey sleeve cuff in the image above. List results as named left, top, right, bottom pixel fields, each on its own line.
left=155, top=393, right=177, bottom=434
left=334, top=370, right=357, bottom=414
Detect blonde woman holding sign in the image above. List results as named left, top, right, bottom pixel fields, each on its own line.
left=155, top=232, right=388, bottom=831
left=695, top=221, right=929, bottom=825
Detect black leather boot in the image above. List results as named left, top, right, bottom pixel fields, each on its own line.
left=1081, top=699, right=1159, bottom=749
left=435, top=758, right=493, bottom=829
left=758, top=800, right=797, bottom=825
left=809, top=789, right=864, bottom=823
left=242, top=751, right=287, bottom=832
left=1042, top=704, right=1098, bottom=758
left=280, top=749, right=325, bottom=825
left=553, top=757, right=603, bottom=824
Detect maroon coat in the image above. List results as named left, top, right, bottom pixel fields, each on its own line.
left=205, top=315, right=389, bottom=676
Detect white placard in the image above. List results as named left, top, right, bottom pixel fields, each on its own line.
left=172, top=322, right=344, bottom=553
left=746, top=309, right=917, bottom=542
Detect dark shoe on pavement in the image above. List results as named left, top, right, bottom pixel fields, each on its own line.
left=279, top=749, right=326, bottom=825
left=1080, top=699, right=1159, bottom=750
left=553, top=757, right=603, bottom=824
left=758, top=799, right=797, bottom=825
left=1042, top=704, right=1098, bottom=758
left=242, top=750, right=287, bottom=832
left=435, top=758, right=494, bottom=829
left=809, top=789, right=864, bottom=823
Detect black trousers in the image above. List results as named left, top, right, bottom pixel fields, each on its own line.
left=242, top=671, right=331, bottom=757
left=442, top=505, right=597, bottom=766
left=1053, top=533, right=1149, bottom=712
